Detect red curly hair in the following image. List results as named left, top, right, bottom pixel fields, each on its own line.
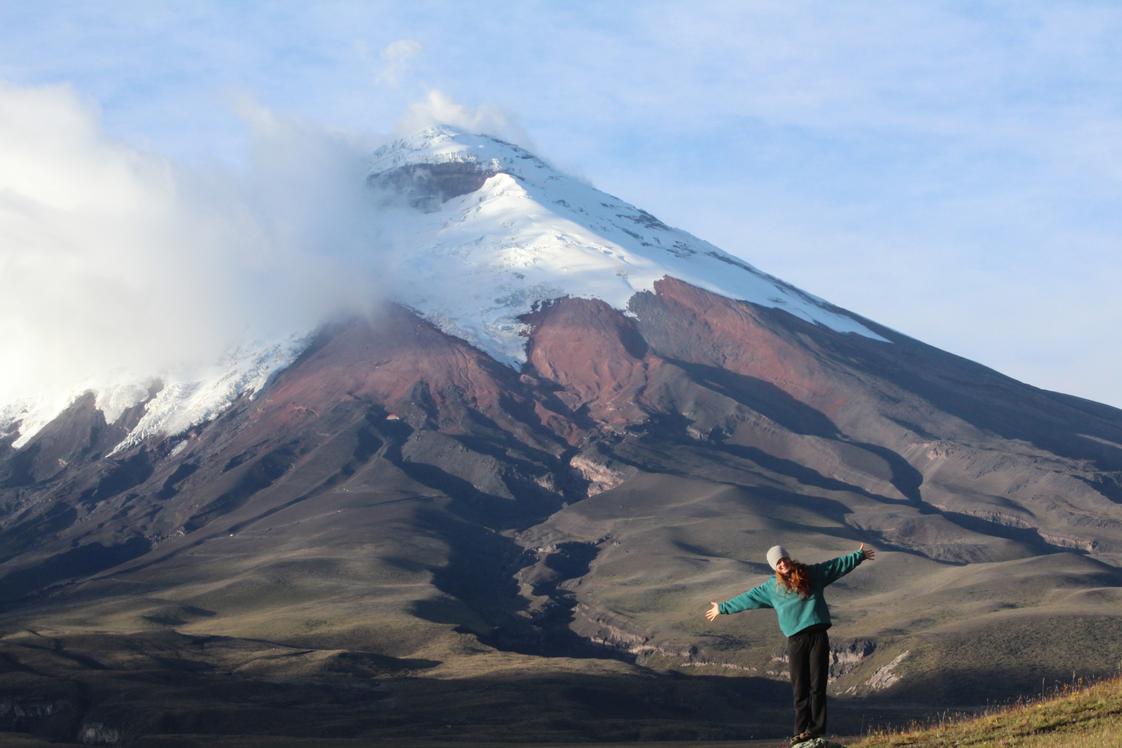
left=777, top=560, right=813, bottom=598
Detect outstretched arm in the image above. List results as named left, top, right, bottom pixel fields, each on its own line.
left=816, top=543, right=875, bottom=586
left=705, top=581, right=773, bottom=622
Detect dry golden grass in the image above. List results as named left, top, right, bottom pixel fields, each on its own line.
left=855, top=674, right=1122, bottom=747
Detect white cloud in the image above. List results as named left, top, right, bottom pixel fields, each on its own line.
left=0, top=81, right=388, bottom=423
left=397, top=89, right=533, bottom=150
left=375, top=39, right=422, bottom=86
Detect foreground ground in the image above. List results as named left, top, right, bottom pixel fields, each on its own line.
left=4, top=675, right=1121, bottom=746
left=855, top=673, right=1122, bottom=747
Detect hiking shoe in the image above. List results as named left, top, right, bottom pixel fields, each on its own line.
left=788, top=731, right=813, bottom=746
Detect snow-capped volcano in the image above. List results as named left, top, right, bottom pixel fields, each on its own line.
left=370, top=126, right=886, bottom=365
left=3, top=125, right=886, bottom=450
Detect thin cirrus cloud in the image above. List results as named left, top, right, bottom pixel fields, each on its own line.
left=374, top=39, right=423, bottom=86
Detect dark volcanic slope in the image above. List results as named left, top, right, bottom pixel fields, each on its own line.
left=2, top=279, right=1122, bottom=743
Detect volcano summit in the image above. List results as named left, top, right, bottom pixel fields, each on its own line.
left=2, top=127, right=1122, bottom=745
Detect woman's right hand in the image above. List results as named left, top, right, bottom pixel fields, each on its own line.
left=705, top=601, right=720, bottom=622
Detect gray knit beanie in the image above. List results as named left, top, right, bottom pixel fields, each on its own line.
left=766, top=545, right=790, bottom=570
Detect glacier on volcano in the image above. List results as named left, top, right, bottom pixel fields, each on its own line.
left=368, top=126, right=886, bottom=367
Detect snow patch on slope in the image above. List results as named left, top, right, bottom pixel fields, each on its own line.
left=3, top=336, right=306, bottom=452
left=2, top=396, right=79, bottom=449
left=109, top=335, right=307, bottom=453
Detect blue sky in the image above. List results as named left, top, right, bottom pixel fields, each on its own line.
left=2, top=1, right=1120, bottom=407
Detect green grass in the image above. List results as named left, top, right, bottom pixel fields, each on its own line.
left=855, top=674, right=1122, bottom=747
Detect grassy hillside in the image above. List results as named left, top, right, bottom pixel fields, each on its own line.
left=855, top=674, right=1122, bottom=747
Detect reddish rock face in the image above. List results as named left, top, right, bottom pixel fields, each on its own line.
left=631, top=277, right=849, bottom=418
left=518, top=280, right=852, bottom=437
left=250, top=305, right=575, bottom=452
left=522, top=297, right=651, bottom=430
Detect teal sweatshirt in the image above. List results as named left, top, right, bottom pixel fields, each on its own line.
left=718, top=550, right=865, bottom=637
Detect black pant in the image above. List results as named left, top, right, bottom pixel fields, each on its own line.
left=787, top=625, right=829, bottom=736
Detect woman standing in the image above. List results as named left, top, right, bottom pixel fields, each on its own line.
left=705, top=543, right=875, bottom=745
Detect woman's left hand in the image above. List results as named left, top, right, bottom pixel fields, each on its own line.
left=860, top=543, right=876, bottom=560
